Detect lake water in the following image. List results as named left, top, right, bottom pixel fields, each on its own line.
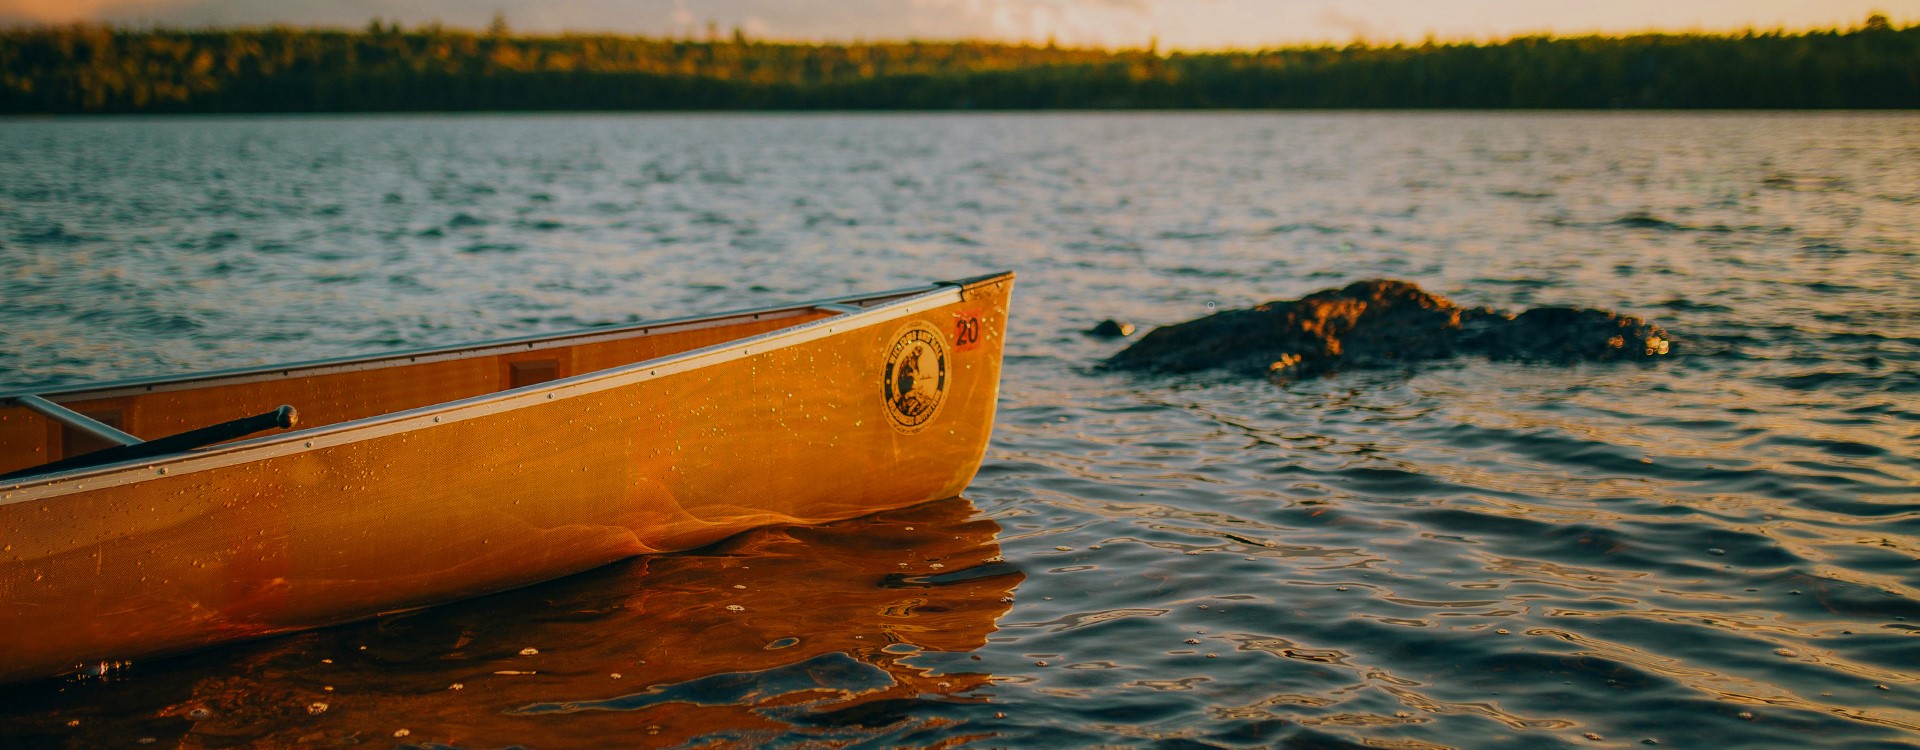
left=0, top=112, right=1916, bottom=748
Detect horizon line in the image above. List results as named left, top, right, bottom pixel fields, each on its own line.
left=4, top=13, right=1910, bottom=54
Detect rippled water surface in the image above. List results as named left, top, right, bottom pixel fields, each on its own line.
left=1, top=112, right=1917, bottom=748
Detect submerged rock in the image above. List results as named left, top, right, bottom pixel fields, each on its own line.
left=1105, top=279, right=1671, bottom=379
left=1086, top=319, right=1136, bottom=338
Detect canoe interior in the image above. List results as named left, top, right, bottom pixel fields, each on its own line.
left=0, top=302, right=881, bottom=477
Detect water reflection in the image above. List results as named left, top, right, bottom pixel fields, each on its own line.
left=0, top=497, right=1020, bottom=748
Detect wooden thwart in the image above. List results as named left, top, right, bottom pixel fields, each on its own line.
left=8, top=394, right=141, bottom=448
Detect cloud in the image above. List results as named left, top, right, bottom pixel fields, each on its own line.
left=0, top=0, right=169, bottom=24
left=1311, top=6, right=1378, bottom=42
left=905, top=0, right=1161, bottom=45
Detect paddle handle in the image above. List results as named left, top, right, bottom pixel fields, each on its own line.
left=137, top=405, right=298, bottom=456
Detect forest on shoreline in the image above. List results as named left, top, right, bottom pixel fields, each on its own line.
left=2, top=15, right=1915, bottom=114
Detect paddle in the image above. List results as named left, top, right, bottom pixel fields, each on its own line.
left=0, top=405, right=298, bottom=481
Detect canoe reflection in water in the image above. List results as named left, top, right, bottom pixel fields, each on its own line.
left=0, top=497, right=1021, bottom=748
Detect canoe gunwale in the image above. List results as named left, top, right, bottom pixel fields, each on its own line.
left=0, top=272, right=1012, bottom=501
left=0, top=281, right=951, bottom=404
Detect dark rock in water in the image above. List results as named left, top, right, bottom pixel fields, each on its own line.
left=1470, top=305, right=1672, bottom=362
left=1106, top=279, right=1671, bottom=379
left=1087, top=319, right=1136, bottom=338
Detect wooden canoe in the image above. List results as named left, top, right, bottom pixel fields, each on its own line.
left=0, top=271, right=1014, bottom=684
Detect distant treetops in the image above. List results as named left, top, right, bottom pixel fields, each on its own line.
left=1, top=14, right=1913, bottom=113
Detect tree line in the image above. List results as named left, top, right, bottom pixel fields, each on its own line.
left=1, top=16, right=1914, bottom=113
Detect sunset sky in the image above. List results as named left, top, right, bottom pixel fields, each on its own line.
left=2, top=0, right=1913, bottom=49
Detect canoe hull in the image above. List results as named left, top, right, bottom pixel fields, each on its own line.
left=0, top=275, right=1012, bottom=683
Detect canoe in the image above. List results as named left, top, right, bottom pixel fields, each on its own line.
left=0, top=271, right=1014, bottom=684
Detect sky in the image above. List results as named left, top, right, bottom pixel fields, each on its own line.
left=2, top=0, right=1914, bottom=49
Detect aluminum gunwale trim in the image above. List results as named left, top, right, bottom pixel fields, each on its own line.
left=0, top=276, right=1004, bottom=502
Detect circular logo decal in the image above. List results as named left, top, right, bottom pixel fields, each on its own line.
left=882, top=321, right=949, bottom=434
